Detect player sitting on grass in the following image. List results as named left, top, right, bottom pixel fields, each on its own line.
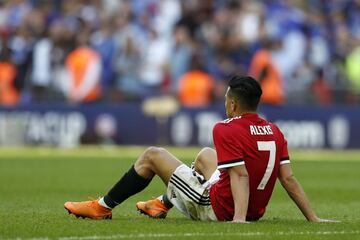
left=64, top=75, right=335, bottom=223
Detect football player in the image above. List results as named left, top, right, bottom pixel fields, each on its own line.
left=64, top=76, right=336, bottom=223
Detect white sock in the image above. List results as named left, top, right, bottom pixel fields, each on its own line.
left=157, top=195, right=164, bottom=203
left=98, top=197, right=112, bottom=209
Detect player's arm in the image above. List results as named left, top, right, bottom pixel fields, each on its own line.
left=228, top=165, right=249, bottom=223
left=278, top=164, right=338, bottom=222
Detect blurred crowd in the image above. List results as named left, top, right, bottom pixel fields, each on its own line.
left=0, top=0, right=360, bottom=107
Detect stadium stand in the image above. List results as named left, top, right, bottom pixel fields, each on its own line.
left=0, top=0, right=359, bottom=106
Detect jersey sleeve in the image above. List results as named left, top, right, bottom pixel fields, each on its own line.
left=271, top=123, right=291, bottom=165
left=280, top=136, right=291, bottom=165
left=213, top=122, right=245, bottom=170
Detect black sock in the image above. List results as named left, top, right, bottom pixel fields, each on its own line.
left=103, top=165, right=152, bottom=208
left=162, top=194, right=173, bottom=209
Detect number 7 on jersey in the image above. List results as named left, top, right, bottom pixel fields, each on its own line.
left=257, top=141, right=276, bottom=190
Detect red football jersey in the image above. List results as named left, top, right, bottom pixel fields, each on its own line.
left=209, top=113, right=290, bottom=221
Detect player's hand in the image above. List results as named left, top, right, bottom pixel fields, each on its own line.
left=310, top=217, right=340, bottom=223
left=231, top=219, right=250, bottom=223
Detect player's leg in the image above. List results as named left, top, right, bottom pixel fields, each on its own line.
left=192, top=147, right=217, bottom=180
left=64, top=147, right=183, bottom=219
left=133, top=146, right=183, bottom=184
left=136, top=147, right=218, bottom=218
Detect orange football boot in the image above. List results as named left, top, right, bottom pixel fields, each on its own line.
left=136, top=198, right=169, bottom=219
left=64, top=200, right=112, bottom=220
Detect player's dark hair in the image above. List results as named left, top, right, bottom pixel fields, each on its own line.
left=228, top=75, right=262, bottom=111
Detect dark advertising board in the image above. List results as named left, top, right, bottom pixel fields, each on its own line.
left=0, top=103, right=359, bottom=149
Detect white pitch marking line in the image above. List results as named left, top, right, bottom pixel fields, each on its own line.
left=7, top=230, right=360, bottom=240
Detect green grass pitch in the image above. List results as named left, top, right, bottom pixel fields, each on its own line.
left=0, top=146, right=359, bottom=240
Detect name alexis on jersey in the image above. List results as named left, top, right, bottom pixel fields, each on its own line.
left=250, top=125, right=273, bottom=135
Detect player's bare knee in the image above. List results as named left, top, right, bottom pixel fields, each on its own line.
left=143, top=146, right=163, bottom=163
left=202, top=147, right=214, bottom=155
left=201, top=147, right=214, bottom=153
left=196, top=148, right=207, bottom=161
left=135, top=147, right=161, bottom=173
left=198, top=148, right=216, bottom=164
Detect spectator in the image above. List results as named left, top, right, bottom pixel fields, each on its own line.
left=346, top=45, right=360, bottom=98
left=6, top=0, right=31, bottom=30
left=178, top=56, right=214, bottom=107
left=31, top=20, right=72, bottom=102
left=248, top=41, right=284, bottom=105
left=8, top=23, right=33, bottom=94
left=0, top=0, right=358, bottom=105
left=311, top=69, right=332, bottom=105
left=90, top=16, right=116, bottom=95
left=31, top=33, right=52, bottom=101
left=170, top=25, right=193, bottom=92
left=0, top=48, right=18, bottom=106
left=64, top=30, right=102, bottom=104
left=114, top=36, right=142, bottom=100
left=139, top=28, right=170, bottom=95
left=153, top=0, right=181, bottom=38
left=345, top=0, right=360, bottom=41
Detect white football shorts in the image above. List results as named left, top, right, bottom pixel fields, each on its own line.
left=166, top=164, right=220, bottom=221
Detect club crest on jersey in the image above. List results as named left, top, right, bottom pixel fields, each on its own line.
left=250, top=125, right=273, bottom=135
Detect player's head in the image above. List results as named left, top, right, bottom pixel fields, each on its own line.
left=225, top=75, right=262, bottom=118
